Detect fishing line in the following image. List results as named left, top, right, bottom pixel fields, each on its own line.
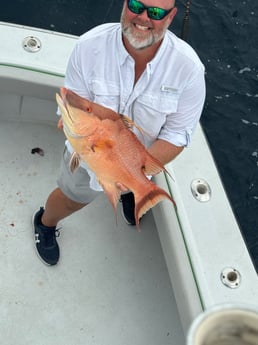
left=181, top=0, right=191, bottom=41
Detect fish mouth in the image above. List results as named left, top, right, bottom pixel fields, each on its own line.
left=63, top=124, right=85, bottom=139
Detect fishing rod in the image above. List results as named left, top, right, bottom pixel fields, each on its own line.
left=181, top=0, right=191, bottom=41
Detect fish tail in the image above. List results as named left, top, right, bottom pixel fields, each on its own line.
left=134, top=186, right=176, bottom=229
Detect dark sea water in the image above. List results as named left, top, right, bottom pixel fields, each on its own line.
left=2, top=0, right=258, bottom=269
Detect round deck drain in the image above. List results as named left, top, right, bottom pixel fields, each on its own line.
left=23, top=36, right=42, bottom=52
left=221, top=267, right=241, bottom=288
left=191, top=178, right=211, bottom=202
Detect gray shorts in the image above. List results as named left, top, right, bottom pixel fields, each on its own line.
left=57, top=147, right=102, bottom=204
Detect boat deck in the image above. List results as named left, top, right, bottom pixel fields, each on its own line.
left=2, top=20, right=258, bottom=345
left=0, top=119, right=185, bottom=344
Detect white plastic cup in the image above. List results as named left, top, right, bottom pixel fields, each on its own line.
left=187, top=305, right=258, bottom=345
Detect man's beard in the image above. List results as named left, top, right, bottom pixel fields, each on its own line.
left=120, top=8, right=169, bottom=50
left=122, top=25, right=155, bottom=50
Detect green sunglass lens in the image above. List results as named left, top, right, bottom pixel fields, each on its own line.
left=130, top=0, right=145, bottom=14
left=128, top=0, right=170, bottom=20
left=148, top=8, right=166, bottom=20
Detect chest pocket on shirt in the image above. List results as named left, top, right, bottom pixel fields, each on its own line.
left=137, top=92, right=179, bottom=113
left=134, top=92, right=180, bottom=142
left=90, top=79, right=120, bottom=112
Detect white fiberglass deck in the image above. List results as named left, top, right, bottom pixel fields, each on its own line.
left=0, top=119, right=184, bottom=344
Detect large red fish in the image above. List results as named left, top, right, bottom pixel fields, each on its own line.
left=56, top=88, right=175, bottom=227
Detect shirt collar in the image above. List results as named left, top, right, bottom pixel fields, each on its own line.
left=116, top=25, right=131, bottom=65
left=116, top=26, right=170, bottom=70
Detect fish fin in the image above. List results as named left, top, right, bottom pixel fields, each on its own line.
left=143, top=154, right=165, bottom=176
left=120, top=115, right=151, bottom=137
left=69, top=152, right=81, bottom=173
left=90, top=139, right=113, bottom=151
left=120, top=115, right=134, bottom=129
left=100, top=182, right=121, bottom=224
left=143, top=154, right=175, bottom=181
left=134, top=185, right=176, bottom=229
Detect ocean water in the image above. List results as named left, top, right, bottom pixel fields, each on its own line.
left=1, top=0, right=258, bottom=269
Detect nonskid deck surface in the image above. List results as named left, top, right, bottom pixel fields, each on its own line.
left=0, top=119, right=184, bottom=345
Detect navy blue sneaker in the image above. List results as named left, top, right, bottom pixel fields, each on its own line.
left=120, top=192, right=136, bottom=226
left=33, top=207, right=60, bottom=265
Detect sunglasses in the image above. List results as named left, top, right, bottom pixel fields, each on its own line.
left=127, top=0, right=174, bottom=20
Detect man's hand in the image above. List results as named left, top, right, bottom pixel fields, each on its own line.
left=148, top=139, right=184, bottom=166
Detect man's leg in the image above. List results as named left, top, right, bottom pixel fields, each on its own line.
left=41, top=187, right=86, bottom=227
left=33, top=146, right=101, bottom=265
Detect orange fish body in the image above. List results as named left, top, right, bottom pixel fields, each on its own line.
left=56, top=87, right=175, bottom=227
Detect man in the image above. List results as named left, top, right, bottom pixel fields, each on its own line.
left=33, top=0, right=206, bottom=265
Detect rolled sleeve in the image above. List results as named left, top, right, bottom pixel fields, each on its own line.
left=158, top=66, right=206, bottom=147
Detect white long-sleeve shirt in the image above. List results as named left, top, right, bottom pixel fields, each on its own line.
left=63, top=23, right=206, bottom=190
